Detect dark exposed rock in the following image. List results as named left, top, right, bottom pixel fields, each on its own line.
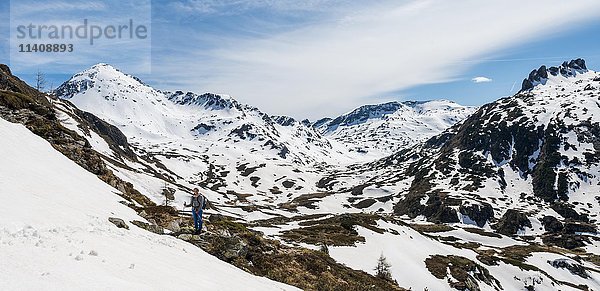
left=77, top=109, right=137, bottom=161
left=277, top=145, right=290, bottom=159
left=311, top=117, right=332, bottom=128
left=236, top=163, right=265, bottom=177
left=532, top=122, right=568, bottom=202
left=520, top=58, right=587, bottom=91
left=229, top=124, right=257, bottom=140
left=493, top=209, right=531, bottom=236
left=394, top=190, right=460, bottom=224
left=563, top=222, right=597, bottom=234
left=323, top=101, right=404, bottom=131
left=316, top=176, right=337, bottom=189
left=550, top=202, right=589, bottom=222
left=54, top=71, right=96, bottom=100
left=521, top=65, right=548, bottom=91
left=108, top=217, right=129, bottom=229
left=425, top=255, right=502, bottom=291
left=279, top=192, right=332, bottom=211
left=542, top=233, right=589, bottom=249
left=521, top=79, right=535, bottom=92
left=565, top=58, right=587, bottom=71
left=271, top=115, right=296, bottom=127
left=191, top=123, right=215, bottom=134
left=167, top=91, right=235, bottom=110
left=131, top=220, right=164, bottom=234
left=547, top=259, right=589, bottom=279
left=459, top=203, right=494, bottom=227
left=541, top=216, right=563, bottom=233
left=281, top=180, right=295, bottom=188
left=351, top=184, right=368, bottom=196
left=354, top=198, right=377, bottom=209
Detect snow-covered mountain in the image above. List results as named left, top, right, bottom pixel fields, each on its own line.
left=56, top=63, right=337, bottom=163
left=315, top=100, right=476, bottom=158
left=323, top=59, right=600, bottom=243
left=53, top=63, right=470, bottom=215
left=54, top=64, right=354, bottom=210
left=265, top=59, right=600, bottom=290
left=4, top=58, right=597, bottom=290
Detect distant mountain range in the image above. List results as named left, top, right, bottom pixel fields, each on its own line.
left=52, top=63, right=473, bottom=203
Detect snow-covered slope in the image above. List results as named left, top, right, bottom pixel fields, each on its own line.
left=0, top=117, right=296, bottom=290
left=316, top=100, right=476, bottom=158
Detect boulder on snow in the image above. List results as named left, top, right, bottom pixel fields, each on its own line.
left=108, top=217, right=129, bottom=230
left=177, top=234, right=193, bottom=241
left=550, top=202, right=589, bottom=222
left=541, top=216, right=563, bottom=233
left=563, top=222, right=597, bottom=234
left=131, top=220, right=164, bottom=234
left=542, top=233, right=589, bottom=249
left=493, top=209, right=531, bottom=236
left=459, top=203, right=494, bottom=227
left=547, top=259, right=589, bottom=279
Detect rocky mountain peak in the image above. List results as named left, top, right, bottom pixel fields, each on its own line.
left=166, top=91, right=238, bottom=111
left=55, top=63, right=152, bottom=100
left=322, top=101, right=403, bottom=131
left=271, top=115, right=297, bottom=127
left=0, top=64, right=12, bottom=76
left=520, top=58, right=589, bottom=91
left=0, top=64, right=45, bottom=101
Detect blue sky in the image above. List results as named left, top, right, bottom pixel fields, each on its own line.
left=2, top=0, right=600, bottom=119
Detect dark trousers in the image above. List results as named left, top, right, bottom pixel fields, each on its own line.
left=192, top=209, right=203, bottom=232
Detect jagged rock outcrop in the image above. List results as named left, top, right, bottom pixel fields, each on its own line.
left=520, top=58, right=587, bottom=91
left=459, top=203, right=494, bottom=227
left=493, top=210, right=531, bottom=236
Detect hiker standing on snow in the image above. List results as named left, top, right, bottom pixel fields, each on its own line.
left=184, top=188, right=207, bottom=234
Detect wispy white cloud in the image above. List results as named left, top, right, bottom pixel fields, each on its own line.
left=154, top=0, right=600, bottom=119
left=11, top=0, right=107, bottom=16
left=472, top=76, right=492, bottom=83
left=171, top=0, right=354, bottom=15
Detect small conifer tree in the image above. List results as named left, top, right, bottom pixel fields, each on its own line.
left=374, top=253, right=393, bottom=282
